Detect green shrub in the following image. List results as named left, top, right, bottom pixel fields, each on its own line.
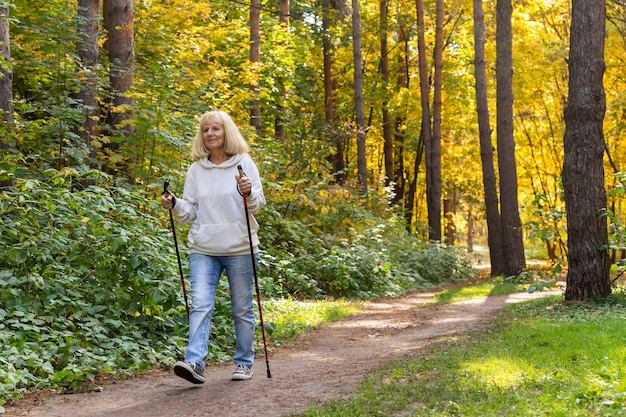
left=257, top=198, right=476, bottom=299
left=0, top=169, right=235, bottom=402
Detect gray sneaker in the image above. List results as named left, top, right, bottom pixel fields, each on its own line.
left=174, top=361, right=205, bottom=384
left=231, top=363, right=253, bottom=380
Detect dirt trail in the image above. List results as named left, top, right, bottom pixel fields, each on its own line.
left=5, top=287, right=562, bottom=417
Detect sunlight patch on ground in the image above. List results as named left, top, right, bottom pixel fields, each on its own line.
left=461, top=357, right=528, bottom=388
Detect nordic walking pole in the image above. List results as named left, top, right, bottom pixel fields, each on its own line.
left=237, top=165, right=272, bottom=378
left=163, top=180, right=190, bottom=320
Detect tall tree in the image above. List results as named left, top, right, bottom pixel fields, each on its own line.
left=103, top=0, right=135, bottom=169
left=323, top=0, right=346, bottom=184
left=0, top=3, right=14, bottom=150
left=75, top=0, right=100, bottom=161
left=250, top=0, right=262, bottom=136
left=430, top=0, right=443, bottom=241
left=274, top=0, right=290, bottom=142
left=0, top=3, right=14, bottom=189
left=472, top=0, right=504, bottom=275
left=416, top=0, right=437, bottom=240
left=562, top=0, right=611, bottom=301
left=380, top=0, right=393, bottom=197
left=496, top=0, right=525, bottom=274
left=392, top=24, right=409, bottom=208
left=352, top=0, right=368, bottom=193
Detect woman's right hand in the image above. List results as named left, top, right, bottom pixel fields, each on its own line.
left=161, top=193, right=176, bottom=210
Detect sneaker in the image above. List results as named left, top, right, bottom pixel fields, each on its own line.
left=174, top=361, right=205, bottom=384
left=231, top=363, right=253, bottom=380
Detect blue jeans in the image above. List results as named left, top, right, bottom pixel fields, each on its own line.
left=185, top=253, right=257, bottom=369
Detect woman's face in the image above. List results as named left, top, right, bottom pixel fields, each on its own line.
left=202, top=121, right=225, bottom=152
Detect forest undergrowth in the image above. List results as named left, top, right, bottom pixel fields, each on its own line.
left=0, top=168, right=476, bottom=410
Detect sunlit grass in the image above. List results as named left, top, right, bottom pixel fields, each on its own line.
left=263, top=298, right=361, bottom=342
left=299, top=294, right=626, bottom=417
left=428, top=279, right=529, bottom=305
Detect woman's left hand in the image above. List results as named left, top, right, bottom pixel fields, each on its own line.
left=236, top=175, right=252, bottom=195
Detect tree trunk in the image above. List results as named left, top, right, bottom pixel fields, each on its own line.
left=416, top=0, right=437, bottom=240
left=250, top=0, right=262, bottom=136
left=472, top=0, right=504, bottom=276
left=76, top=0, right=100, bottom=162
left=103, top=0, right=135, bottom=170
left=496, top=0, right=525, bottom=275
left=352, top=0, right=367, bottom=194
left=466, top=208, right=474, bottom=253
left=443, top=192, right=456, bottom=245
left=563, top=0, right=611, bottom=301
left=430, top=0, right=443, bottom=241
left=381, top=0, right=393, bottom=198
left=274, top=0, right=289, bottom=142
left=0, top=5, right=14, bottom=146
left=323, top=2, right=345, bottom=184
left=405, top=128, right=425, bottom=233
left=0, top=5, right=14, bottom=188
left=392, top=24, right=409, bottom=207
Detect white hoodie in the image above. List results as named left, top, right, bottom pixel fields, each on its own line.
left=172, top=153, right=266, bottom=256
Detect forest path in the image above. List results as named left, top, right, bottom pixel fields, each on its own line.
left=6, top=286, right=562, bottom=417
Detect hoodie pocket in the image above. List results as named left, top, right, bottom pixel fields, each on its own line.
left=189, top=223, right=249, bottom=254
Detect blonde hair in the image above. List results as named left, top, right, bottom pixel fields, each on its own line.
left=191, top=110, right=249, bottom=161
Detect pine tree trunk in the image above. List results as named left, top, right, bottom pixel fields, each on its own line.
left=274, top=0, right=289, bottom=142
left=430, top=0, right=443, bottom=241
left=380, top=0, right=393, bottom=197
left=563, top=0, right=611, bottom=301
left=352, top=0, right=367, bottom=194
left=496, top=0, right=525, bottom=275
left=0, top=5, right=14, bottom=188
left=0, top=6, right=14, bottom=133
left=103, top=0, right=135, bottom=169
left=416, top=0, right=438, bottom=240
left=392, top=25, right=408, bottom=208
left=76, top=0, right=100, bottom=161
left=323, top=2, right=345, bottom=184
left=472, top=0, right=504, bottom=276
left=250, top=0, right=262, bottom=136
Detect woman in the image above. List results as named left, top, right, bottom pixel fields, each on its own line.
left=161, top=110, right=265, bottom=383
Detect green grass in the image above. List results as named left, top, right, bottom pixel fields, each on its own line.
left=263, top=298, right=361, bottom=343
left=428, top=277, right=547, bottom=305
left=298, top=292, right=626, bottom=417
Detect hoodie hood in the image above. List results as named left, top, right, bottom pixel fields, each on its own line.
left=198, top=153, right=245, bottom=169
left=172, top=153, right=266, bottom=256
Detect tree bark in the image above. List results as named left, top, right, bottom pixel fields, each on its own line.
left=416, top=0, right=437, bottom=240
left=496, top=0, right=525, bottom=275
left=0, top=5, right=14, bottom=188
left=392, top=24, right=409, bottom=208
left=323, top=1, right=345, bottom=184
left=352, top=0, right=368, bottom=194
left=76, top=0, right=100, bottom=161
left=381, top=0, right=393, bottom=198
left=472, top=0, right=504, bottom=276
left=405, top=128, right=425, bottom=233
left=563, top=0, right=611, bottom=301
left=430, top=0, right=443, bottom=241
left=443, top=192, right=456, bottom=245
left=274, top=0, right=289, bottom=142
left=0, top=5, right=14, bottom=141
left=103, top=0, right=135, bottom=165
left=250, top=0, right=262, bottom=136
